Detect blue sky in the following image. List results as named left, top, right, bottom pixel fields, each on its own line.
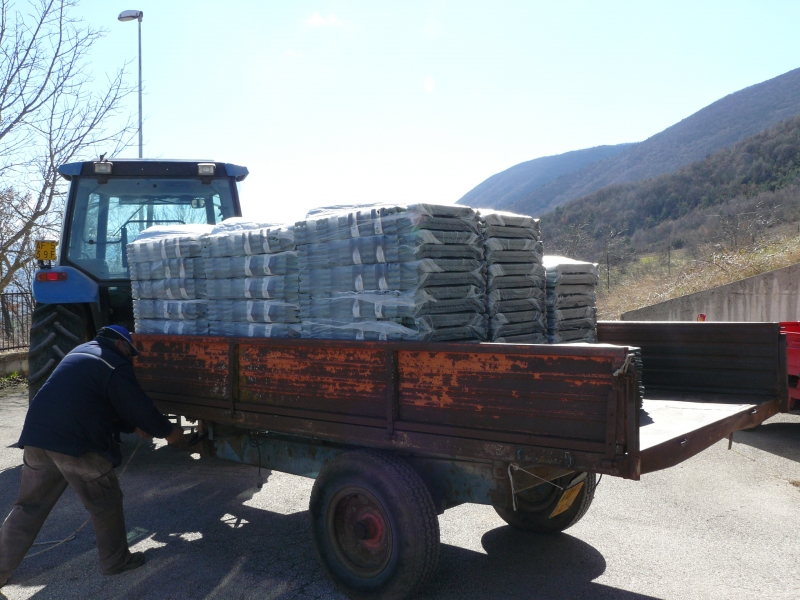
left=75, top=0, right=800, bottom=223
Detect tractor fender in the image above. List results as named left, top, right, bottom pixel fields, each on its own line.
left=32, top=266, right=100, bottom=306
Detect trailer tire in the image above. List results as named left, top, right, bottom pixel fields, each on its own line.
left=309, top=450, right=440, bottom=600
left=27, top=304, right=89, bottom=401
left=494, top=472, right=596, bottom=534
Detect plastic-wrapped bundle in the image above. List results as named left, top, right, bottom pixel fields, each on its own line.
left=490, top=310, right=546, bottom=331
left=481, top=211, right=541, bottom=230
left=483, top=225, right=539, bottom=240
left=484, top=238, right=544, bottom=264
left=300, top=290, right=484, bottom=320
left=208, top=321, right=301, bottom=338
left=203, top=221, right=296, bottom=258
left=207, top=300, right=300, bottom=323
left=487, top=287, right=543, bottom=302
left=407, top=312, right=487, bottom=331
left=545, top=260, right=600, bottom=283
left=296, top=204, right=487, bottom=343
left=479, top=209, right=546, bottom=344
left=548, top=329, right=598, bottom=343
left=488, top=263, right=545, bottom=278
left=548, top=316, right=597, bottom=332
left=546, top=270, right=600, bottom=286
left=546, top=289, right=597, bottom=310
left=295, top=204, right=481, bottom=245
left=132, top=278, right=206, bottom=300
left=491, top=332, right=548, bottom=344
left=299, top=261, right=485, bottom=295
left=489, top=320, right=548, bottom=339
left=135, top=319, right=209, bottom=335
left=133, top=299, right=207, bottom=320
left=488, top=274, right=546, bottom=292
left=204, top=252, right=298, bottom=279
left=298, top=233, right=483, bottom=269
left=205, top=276, right=300, bottom=300
left=487, top=295, right=546, bottom=316
left=129, top=258, right=206, bottom=281
left=544, top=256, right=599, bottom=344
left=127, top=224, right=213, bottom=263
left=548, top=306, right=597, bottom=322
left=300, top=318, right=486, bottom=342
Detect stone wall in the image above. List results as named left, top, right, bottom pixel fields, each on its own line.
left=621, top=263, right=800, bottom=322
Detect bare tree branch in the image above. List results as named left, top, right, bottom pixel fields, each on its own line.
left=0, top=0, right=135, bottom=292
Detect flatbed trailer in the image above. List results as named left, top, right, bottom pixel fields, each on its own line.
left=132, top=321, right=786, bottom=600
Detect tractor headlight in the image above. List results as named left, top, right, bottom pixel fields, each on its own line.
left=93, top=161, right=113, bottom=175
left=198, top=163, right=215, bottom=176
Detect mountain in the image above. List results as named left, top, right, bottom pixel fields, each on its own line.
left=459, top=67, right=800, bottom=216
left=456, top=144, right=632, bottom=210
left=542, top=113, right=800, bottom=256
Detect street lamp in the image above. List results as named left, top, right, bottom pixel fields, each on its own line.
left=118, top=10, right=144, bottom=158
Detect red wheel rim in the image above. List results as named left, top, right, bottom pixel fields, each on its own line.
left=327, top=487, right=392, bottom=578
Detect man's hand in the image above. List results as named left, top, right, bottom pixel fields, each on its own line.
left=165, top=425, right=189, bottom=450
left=134, top=427, right=153, bottom=440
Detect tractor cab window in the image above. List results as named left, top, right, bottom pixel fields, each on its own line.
left=66, top=177, right=236, bottom=280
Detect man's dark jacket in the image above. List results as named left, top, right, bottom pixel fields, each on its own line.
left=17, top=337, right=172, bottom=466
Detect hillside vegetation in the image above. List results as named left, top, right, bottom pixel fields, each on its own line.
left=457, top=144, right=631, bottom=210
left=461, top=66, right=800, bottom=217
left=543, top=113, right=800, bottom=258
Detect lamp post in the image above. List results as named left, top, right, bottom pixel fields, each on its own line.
left=118, top=10, right=144, bottom=158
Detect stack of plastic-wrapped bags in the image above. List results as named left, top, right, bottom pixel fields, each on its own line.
left=129, top=225, right=211, bottom=335
left=543, top=256, right=599, bottom=343
left=295, top=204, right=488, bottom=341
left=127, top=206, right=604, bottom=348
left=480, top=211, right=547, bottom=343
left=202, top=218, right=300, bottom=338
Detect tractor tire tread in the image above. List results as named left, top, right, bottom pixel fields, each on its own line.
left=27, top=304, right=87, bottom=400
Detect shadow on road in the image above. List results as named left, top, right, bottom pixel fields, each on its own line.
left=1, top=437, right=662, bottom=600
left=418, top=526, right=661, bottom=600
left=735, top=420, right=800, bottom=463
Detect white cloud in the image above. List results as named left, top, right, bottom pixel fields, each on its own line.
left=424, top=76, right=435, bottom=93
left=307, top=12, right=342, bottom=27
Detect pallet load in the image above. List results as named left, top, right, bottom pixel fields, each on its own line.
left=479, top=210, right=547, bottom=343
left=296, top=204, right=488, bottom=341
left=202, top=218, right=301, bottom=338
left=543, top=255, right=599, bottom=343
left=128, top=225, right=213, bottom=335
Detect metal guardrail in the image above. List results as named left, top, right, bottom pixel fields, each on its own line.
left=0, top=292, right=32, bottom=351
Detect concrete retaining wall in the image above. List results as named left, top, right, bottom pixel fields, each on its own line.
left=0, top=350, right=28, bottom=377
left=621, top=262, right=800, bottom=322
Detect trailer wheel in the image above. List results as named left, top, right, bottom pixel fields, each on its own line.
left=309, top=450, right=440, bottom=600
left=494, top=472, right=596, bottom=534
left=28, top=304, right=89, bottom=401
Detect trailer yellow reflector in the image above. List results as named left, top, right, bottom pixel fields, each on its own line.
left=550, top=481, right=584, bottom=518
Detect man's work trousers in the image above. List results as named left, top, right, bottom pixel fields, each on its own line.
left=0, top=446, right=131, bottom=583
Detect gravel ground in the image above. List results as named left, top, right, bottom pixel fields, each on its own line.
left=1, top=387, right=799, bottom=600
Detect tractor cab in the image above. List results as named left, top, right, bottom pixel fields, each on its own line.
left=28, top=159, right=247, bottom=398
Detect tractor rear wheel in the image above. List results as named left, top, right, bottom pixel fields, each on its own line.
left=27, top=304, right=90, bottom=401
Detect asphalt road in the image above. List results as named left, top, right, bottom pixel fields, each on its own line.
left=1, top=386, right=799, bottom=600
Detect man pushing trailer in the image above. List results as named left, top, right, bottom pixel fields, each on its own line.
left=0, top=326, right=186, bottom=587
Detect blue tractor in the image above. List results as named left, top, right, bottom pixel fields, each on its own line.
left=29, top=158, right=247, bottom=399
